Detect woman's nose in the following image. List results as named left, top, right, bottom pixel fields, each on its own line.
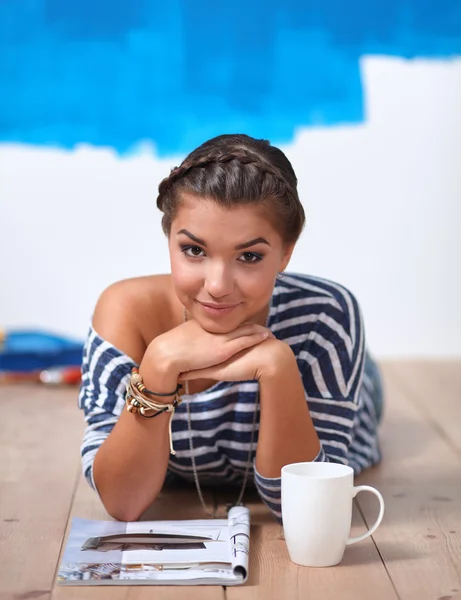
left=204, top=264, right=234, bottom=298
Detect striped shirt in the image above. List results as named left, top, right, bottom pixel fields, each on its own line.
left=79, top=273, right=383, bottom=522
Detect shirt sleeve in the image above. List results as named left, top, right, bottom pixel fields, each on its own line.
left=253, top=288, right=366, bottom=523
left=78, top=326, right=136, bottom=490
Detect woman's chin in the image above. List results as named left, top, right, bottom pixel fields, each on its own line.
left=188, top=309, right=247, bottom=334
left=193, top=315, right=239, bottom=334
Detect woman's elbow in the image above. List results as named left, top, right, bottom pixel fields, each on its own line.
left=91, top=460, right=163, bottom=521
left=102, top=492, right=161, bottom=522
left=105, top=503, right=143, bottom=522
left=90, top=480, right=156, bottom=521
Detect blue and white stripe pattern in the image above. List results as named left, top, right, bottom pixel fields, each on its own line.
left=79, top=273, right=383, bottom=522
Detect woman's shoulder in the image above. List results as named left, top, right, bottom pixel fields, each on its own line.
left=278, top=272, right=361, bottom=314
left=274, top=272, right=364, bottom=347
left=269, top=272, right=367, bottom=383
left=91, top=274, right=175, bottom=364
left=95, top=273, right=171, bottom=305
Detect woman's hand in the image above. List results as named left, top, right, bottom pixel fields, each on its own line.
left=148, top=318, right=272, bottom=377
left=177, top=337, right=293, bottom=383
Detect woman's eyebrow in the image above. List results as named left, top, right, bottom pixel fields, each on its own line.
left=177, top=229, right=206, bottom=246
left=235, top=237, right=270, bottom=250
left=177, top=229, right=270, bottom=249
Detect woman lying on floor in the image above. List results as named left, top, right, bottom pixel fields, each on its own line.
left=78, top=133, right=383, bottom=522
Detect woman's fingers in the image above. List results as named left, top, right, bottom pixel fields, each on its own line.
left=178, top=368, right=211, bottom=382
left=228, top=323, right=269, bottom=339
left=218, top=331, right=271, bottom=363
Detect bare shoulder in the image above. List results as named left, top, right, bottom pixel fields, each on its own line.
left=92, top=274, right=175, bottom=363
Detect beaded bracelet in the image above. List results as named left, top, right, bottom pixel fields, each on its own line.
left=125, top=373, right=182, bottom=455
left=130, top=366, right=181, bottom=397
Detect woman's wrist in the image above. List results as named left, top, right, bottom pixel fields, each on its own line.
left=139, top=340, right=180, bottom=397
left=259, top=340, right=296, bottom=381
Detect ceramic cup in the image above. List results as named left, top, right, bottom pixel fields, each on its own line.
left=281, top=462, right=385, bottom=567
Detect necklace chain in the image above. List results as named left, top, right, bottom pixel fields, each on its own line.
left=183, top=308, right=259, bottom=517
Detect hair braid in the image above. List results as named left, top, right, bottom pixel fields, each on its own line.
left=156, top=134, right=305, bottom=244
left=157, top=155, right=218, bottom=206
left=159, top=153, right=295, bottom=207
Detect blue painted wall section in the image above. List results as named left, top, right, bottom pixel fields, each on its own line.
left=0, top=0, right=460, bottom=155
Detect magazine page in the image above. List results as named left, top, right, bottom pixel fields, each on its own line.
left=57, top=515, right=250, bottom=586
left=58, top=518, right=126, bottom=582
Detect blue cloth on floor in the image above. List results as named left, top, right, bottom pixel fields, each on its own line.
left=0, top=330, right=83, bottom=371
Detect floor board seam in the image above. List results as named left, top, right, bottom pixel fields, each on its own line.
left=355, top=499, right=402, bottom=600
left=49, top=460, right=82, bottom=597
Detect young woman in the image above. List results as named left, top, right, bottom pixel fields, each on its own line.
left=79, top=133, right=383, bottom=522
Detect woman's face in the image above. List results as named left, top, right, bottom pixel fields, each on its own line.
left=168, top=194, right=294, bottom=333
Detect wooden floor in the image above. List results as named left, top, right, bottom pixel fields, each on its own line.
left=1, top=361, right=460, bottom=600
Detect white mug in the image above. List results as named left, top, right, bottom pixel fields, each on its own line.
left=281, top=462, right=385, bottom=567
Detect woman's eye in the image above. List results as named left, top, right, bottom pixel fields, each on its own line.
left=182, top=245, right=205, bottom=258
left=240, top=252, right=263, bottom=263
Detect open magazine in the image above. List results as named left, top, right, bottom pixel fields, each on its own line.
left=57, top=506, right=250, bottom=586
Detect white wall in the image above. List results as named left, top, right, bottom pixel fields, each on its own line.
left=1, top=56, right=460, bottom=357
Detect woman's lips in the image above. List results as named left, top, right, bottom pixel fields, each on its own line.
left=198, top=301, right=240, bottom=316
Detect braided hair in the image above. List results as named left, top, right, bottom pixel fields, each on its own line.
left=157, top=134, right=305, bottom=244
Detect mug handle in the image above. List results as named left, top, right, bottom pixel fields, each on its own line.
left=346, top=485, right=385, bottom=545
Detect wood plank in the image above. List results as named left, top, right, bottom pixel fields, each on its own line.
left=216, top=488, right=398, bottom=600
left=0, top=385, right=83, bottom=600
left=355, top=362, right=461, bottom=600
left=389, top=360, right=461, bottom=455
left=51, top=471, right=225, bottom=600
left=5, top=361, right=461, bottom=600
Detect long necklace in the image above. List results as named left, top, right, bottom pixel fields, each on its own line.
left=183, top=308, right=259, bottom=517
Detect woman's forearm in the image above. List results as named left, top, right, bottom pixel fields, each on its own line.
left=93, top=409, right=171, bottom=521
left=93, top=348, right=178, bottom=521
left=255, top=344, right=320, bottom=478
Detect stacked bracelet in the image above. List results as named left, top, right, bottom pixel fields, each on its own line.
left=130, top=366, right=182, bottom=397
left=125, top=367, right=183, bottom=455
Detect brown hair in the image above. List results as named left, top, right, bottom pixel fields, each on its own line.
left=156, top=134, right=305, bottom=244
